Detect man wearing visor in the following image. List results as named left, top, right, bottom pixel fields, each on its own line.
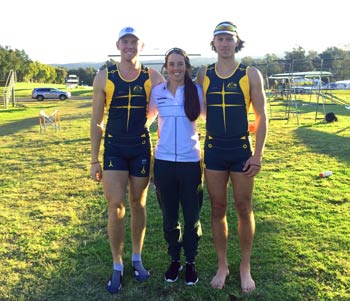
left=196, top=21, right=268, bottom=292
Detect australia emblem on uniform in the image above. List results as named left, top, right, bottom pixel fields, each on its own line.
left=226, top=81, right=238, bottom=91
left=133, top=85, right=144, bottom=95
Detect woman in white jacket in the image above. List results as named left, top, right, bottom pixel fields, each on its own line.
left=148, top=47, right=205, bottom=286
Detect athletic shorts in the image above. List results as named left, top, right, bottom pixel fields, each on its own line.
left=103, top=134, right=151, bottom=177
left=204, top=134, right=252, bottom=172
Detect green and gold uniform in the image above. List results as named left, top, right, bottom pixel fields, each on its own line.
left=103, top=63, right=152, bottom=176
left=203, top=63, right=253, bottom=172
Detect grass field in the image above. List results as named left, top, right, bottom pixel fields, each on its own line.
left=0, top=85, right=350, bottom=300
left=0, top=82, right=93, bottom=100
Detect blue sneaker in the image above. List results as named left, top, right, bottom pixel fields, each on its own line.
left=106, top=270, right=122, bottom=294
left=133, top=266, right=150, bottom=281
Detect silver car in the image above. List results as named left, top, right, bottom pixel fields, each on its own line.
left=32, top=88, right=71, bottom=101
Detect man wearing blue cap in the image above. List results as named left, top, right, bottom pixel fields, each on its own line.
left=90, top=26, right=165, bottom=294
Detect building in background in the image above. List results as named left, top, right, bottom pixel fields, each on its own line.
left=65, top=74, right=79, bottom=88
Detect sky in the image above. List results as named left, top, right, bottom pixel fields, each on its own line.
left=1, top=0, right=349, bottom=65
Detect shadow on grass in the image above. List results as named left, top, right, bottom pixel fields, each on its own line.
left=76, top=102, right=93, bottom=109
left=0, top=113, right=91, bottom=136
left=282, top=99, right=349, bottom=123
left=0, top=107, right=27, bottom=113
left=295, top=126, right=350, bottom=164
left=71, top=90, right=93, bottom=97
left=0, top=116, right=38, bottom=136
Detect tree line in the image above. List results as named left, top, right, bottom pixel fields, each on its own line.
left=240, top=46, right=350, bottom=85
left=1, top=45, right=350, bottom=87
left=0, top=46, right=104, bottom=86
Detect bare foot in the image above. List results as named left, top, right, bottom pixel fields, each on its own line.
left=210, top=267, right=229, bottom=289
left=240, top=263, right=255, bottom=293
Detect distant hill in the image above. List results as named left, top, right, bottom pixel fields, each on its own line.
left=51, top=56, right=217, bottom=71
left=52, top=62, right=104, bottom=70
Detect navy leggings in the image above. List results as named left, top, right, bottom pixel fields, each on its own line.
left=153, top=159, right=203, bottom=263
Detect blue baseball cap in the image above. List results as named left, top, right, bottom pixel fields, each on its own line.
left=118, top=27, right=140, bottom=40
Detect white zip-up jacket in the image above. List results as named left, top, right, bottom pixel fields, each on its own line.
left=148, top=82, right=205, bottom=162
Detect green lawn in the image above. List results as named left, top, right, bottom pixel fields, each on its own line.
left=0, top=87, right=349, bottom=300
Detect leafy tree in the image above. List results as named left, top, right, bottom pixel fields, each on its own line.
left=2, top=44, right=350, bottom=86
left=55, top=67, right=68, bottom=84
left=67, top=67, right=97, bottom=86
left=98, top=59, right=117, bottom=72
left=284, top=46, right=309, bottom=72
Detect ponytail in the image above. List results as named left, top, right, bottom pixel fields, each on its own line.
left=184, top=72, right=200, bottom=122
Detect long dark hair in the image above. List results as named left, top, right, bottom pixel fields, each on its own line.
left=164, top=48, right=200, bottom=122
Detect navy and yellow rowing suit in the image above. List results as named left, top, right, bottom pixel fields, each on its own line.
left=103, top=63, right=152, bottom=176
left=203, top=63, right=252, bottom=172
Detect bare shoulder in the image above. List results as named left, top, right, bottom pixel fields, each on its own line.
left=149, top=68, right=166, bottom=86
left=247, top=66, right=265, bottom=91
left=93, top=68, right=107, bottom=88
left=247, top=66, right=263, bottom=80
left=96, top=68, right=107, bottom=78
left=247, top=66, right=266, bottom=104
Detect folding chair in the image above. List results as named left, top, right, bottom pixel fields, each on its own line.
left=39, top=109, right=60, bottom=133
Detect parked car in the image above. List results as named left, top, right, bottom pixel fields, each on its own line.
left=32, top=88, right=71, bottom=101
